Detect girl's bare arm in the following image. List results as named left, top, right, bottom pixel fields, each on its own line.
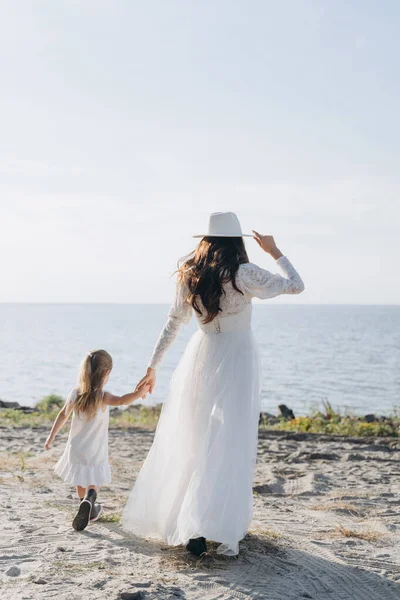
left=103, top=385, right=150, bottom=407
left=44, top=403, right=74, bottom=450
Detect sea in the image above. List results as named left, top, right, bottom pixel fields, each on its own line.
left=0, top=304, right=399, bottom=416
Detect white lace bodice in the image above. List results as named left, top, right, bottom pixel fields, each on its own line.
left=148, top=256, right=304, bottom=369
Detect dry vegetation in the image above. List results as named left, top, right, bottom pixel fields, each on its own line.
left=334, top=525, right=385, bottom=543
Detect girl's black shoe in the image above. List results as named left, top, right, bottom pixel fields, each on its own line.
left=186, top=537, right=208, bottom=557
left=72, top=489, right=97, bottom=531
left=89, top=502, right=103, bottom=523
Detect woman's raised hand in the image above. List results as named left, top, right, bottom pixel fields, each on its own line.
left=252, top=231, right=283, bottom=260
left=135, top=367, right=156, bottom=395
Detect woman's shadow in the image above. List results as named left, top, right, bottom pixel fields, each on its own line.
left=82, top=525, right=400, bottom=600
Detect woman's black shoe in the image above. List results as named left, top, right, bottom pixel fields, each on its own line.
left=186, top=537, right=208, bottom=557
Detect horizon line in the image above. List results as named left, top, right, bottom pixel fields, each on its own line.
left=0, top=302, right=399, bottom=307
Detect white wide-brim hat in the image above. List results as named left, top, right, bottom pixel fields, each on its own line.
left=193, top=212, right=252, bottom=238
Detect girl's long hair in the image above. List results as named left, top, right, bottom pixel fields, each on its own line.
left=178, top=236, right=249, bottom=324
left=75, top=349, right=113, bottom=419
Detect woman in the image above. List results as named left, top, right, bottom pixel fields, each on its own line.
left=122, top=212, right=304, bottom=556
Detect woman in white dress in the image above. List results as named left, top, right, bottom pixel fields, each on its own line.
left=122, top=212, right=305, bottom=556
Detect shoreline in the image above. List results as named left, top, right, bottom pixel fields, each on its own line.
left=1, top=398, right=399, bottom=438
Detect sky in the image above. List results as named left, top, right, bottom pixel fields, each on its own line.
left=0, top=0, right=399, bottom=304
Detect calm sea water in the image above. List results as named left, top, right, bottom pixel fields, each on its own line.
left=0, top=304, right=399, bottom=415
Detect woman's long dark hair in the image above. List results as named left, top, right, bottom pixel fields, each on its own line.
left=178, top=237, right=249, bottom=324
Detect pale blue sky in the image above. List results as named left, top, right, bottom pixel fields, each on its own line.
left=1, top=1, right=399, bottom=303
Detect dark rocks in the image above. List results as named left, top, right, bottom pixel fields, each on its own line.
left=364, top=414, right=377, bottom=423
left=33, top=578, right=48, bottom=585
left=278, top=405, right=295, bottom=420
left=0, top=400, right=21, bottom=409
left=0, top=400, right=36, bottom=413
left=259, top=412, right=280, bottom=425
left=363, top=414, right=390, bottom=423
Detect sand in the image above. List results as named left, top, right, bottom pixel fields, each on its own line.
left=1, top=425, right=400, bottom=600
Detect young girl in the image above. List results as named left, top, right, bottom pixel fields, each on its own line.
left=45, top=349, right=150, bottom=531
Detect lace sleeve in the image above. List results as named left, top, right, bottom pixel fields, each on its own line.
left=238, top=256, right=305, bottom=300
left=148, top=281, right=192, bottom=369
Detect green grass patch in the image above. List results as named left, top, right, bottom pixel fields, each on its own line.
left=0, top=408, right=55, bottom=427
left=0, top=394, right=65, bottom=428
left=35, top=394, right=64, bottom=413
left=99, top=512, right=121, bottom=523
left=109, top=405, right=161, bottom=429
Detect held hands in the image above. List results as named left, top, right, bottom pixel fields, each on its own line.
left=135, top=367, right=156, bottom=395
left=252, top=231, right=283, bottom=260
left=139, top=382, right=152, bottom=400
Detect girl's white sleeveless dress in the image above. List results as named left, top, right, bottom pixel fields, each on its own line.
left=54, top=389, right=111, bottom=487
left=122, top=256, right=304, bottom=555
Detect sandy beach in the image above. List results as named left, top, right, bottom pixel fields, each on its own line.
left=1, top=424, right=400, bottom=600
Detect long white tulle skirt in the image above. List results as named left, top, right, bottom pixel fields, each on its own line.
left=122, top=324, right=261, bottom=555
